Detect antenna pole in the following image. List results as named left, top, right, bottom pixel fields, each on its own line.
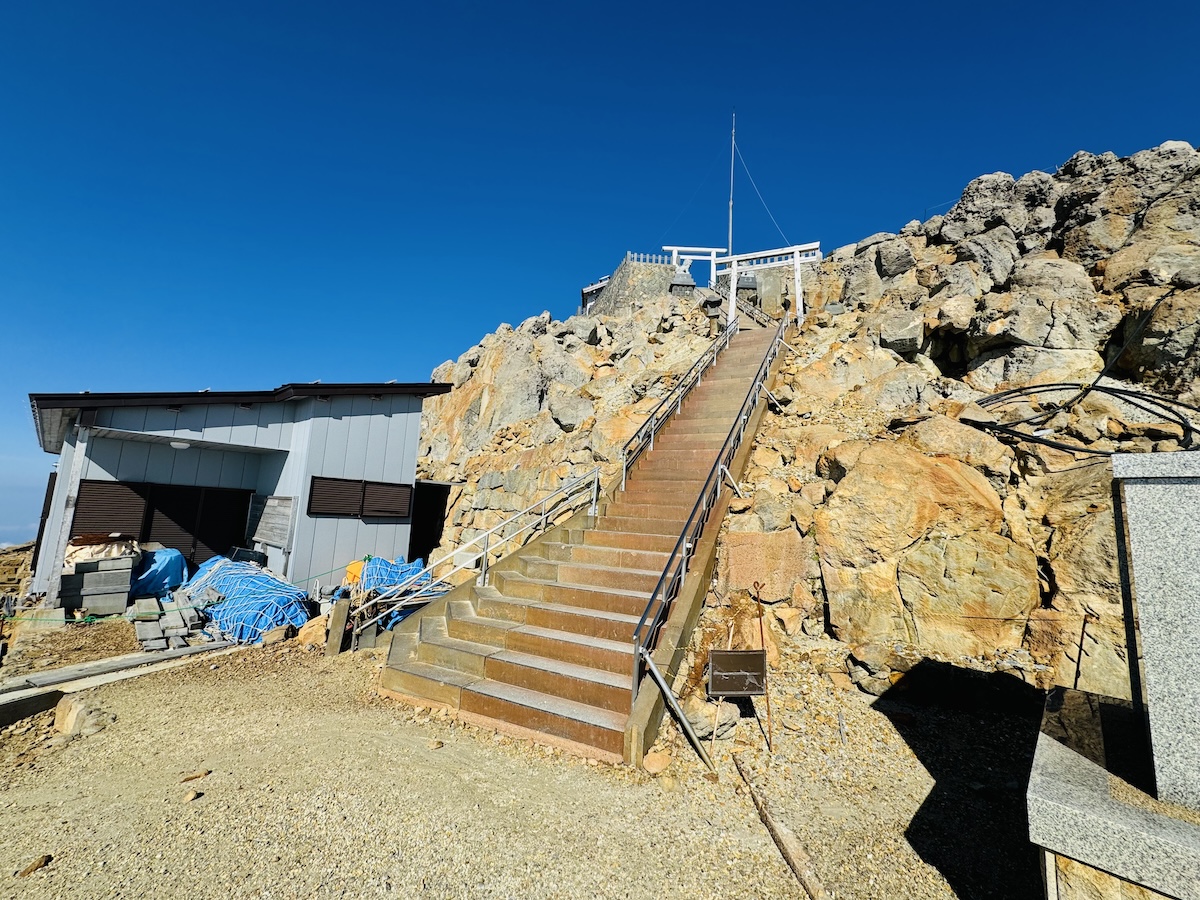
left=727, top=111, right=735, bottom=257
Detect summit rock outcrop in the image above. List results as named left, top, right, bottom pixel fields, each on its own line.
left=703, top=140, right=1199, bottom=700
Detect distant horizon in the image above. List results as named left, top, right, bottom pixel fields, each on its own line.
left=2, top=0, right=1196, bottom=543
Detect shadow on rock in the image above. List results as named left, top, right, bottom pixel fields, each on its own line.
left=872, top=659, right=1045, bottom=900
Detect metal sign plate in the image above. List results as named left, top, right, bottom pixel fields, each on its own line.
left=708, top=649, right=768, bottom=697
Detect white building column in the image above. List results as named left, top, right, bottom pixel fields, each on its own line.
left=43, top=423, right=90, bottom=608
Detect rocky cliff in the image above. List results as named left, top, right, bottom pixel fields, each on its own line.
left=418, top=295, right=711, bottom=560
left=705, top=140, right=1199, bottom=700
left=417, top=140, right=1197, bottom=702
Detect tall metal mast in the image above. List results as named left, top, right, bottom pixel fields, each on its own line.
left=727, top=112, right=735, bottom=256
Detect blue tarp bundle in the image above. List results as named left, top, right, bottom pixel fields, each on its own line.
left=359, top=556, right=429, bottom=594
left=129, top=549, right=189, bottom=599
left=183, top=556, right=309, bottom=644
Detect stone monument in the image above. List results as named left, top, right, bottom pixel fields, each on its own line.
left=1026, top=452, right=1200, bottom=900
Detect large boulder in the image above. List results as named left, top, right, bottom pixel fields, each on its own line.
left=939, top=173, right=1019, bottom=243
left=815, top=443, right=1038, bottom=657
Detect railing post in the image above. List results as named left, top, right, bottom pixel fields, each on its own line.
left=631, top=636, right=641, bottom=704
left=477, top=532, right=490, bottom=586
left=589, top=475, right=599, bottom=516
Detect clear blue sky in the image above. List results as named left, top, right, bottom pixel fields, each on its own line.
left=1, top=0, right=1196, bottom=544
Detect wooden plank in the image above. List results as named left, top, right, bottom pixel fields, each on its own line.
left=248, top=496, right=294, bottom=549
left=325, top=599, right=350, bottom=657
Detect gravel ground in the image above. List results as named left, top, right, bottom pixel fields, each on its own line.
left=0, top=643, right=802, bottom=900
left=1, top=620, right=139, bottom=685
left=656, top=635, right=1045, bottom=900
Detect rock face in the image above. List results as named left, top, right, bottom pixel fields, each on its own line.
left=709, top=140, right=1199, bottom=701
left=418, top=294, right=711, bottom=561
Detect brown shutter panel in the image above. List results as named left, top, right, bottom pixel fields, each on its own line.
left=71, top=481, right=148, bottom=539
left=362, top=481, right=413, bottom=517
left=144, top=485, right=201, bottom=560
left=194, top=488, right=253, bottom=564
left=307, top=477, right=364, bottom=516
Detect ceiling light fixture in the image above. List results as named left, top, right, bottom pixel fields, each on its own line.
left=169, top=440, right=191, bottom=450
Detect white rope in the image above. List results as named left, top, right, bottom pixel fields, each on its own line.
left=735, top=142, right=790, bottom=247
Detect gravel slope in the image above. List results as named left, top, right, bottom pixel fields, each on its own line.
left=1, top=644, right=801, bottom=900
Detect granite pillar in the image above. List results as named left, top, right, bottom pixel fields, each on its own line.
left=1112, top=452, right=1200, bottom=811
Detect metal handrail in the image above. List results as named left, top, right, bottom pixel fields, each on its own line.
left=619, top=315, right=739, bottom=490
left=629, top=312, right=787, bottom=703
left=353, top=467, right=601, bottom=634
left=736, top=296, right=774, bottom=328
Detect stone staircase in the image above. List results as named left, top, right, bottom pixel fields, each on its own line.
left=381, top=323, right=777, bottom=759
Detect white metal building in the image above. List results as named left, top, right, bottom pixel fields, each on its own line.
left=28, top=382, right=451, bottom=601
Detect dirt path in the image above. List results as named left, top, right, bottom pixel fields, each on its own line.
left=1, top=644, right=800, bottom=900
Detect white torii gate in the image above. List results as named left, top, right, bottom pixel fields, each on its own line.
left=712, top=242, right=822, bottom=327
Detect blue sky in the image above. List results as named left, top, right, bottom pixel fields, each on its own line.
left=1, top=0, right=1196, bottom=543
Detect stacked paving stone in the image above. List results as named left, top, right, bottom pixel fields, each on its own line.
left=129, top=589, right=218, bottom=651
left=60, top=556, right=136, bottom=617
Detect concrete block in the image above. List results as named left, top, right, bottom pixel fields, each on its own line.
left=160, top=609, right=186, bottom=633
left=167, top=636, right=188, bottom=649
left=134, top=620, right=164, bottom=643
left=60, top=569, right=133, bottom=594
left=133, top=597, right=161, bottom=622
left=14, top=607, right=65, bottom=632
left=1112, top=452, right=1200, bottom=809
left=64, top=591, right=127, bottom=614
left=73, top=556, right=136, bottom=574
left=142, top=639, right=168, bottom=651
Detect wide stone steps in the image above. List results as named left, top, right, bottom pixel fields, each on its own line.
left=518, top=556, right=663, bottom=594
left=381, top=324, right=777, bottom=759
left=581, top=529, right=678, bottom=553
left=460, top=680, right=627, bottom=756
left=475, top=589, right=641, bottom=642
left=539, top=540, right=670, bottom=571
left=492, top=570, right=650, bottom=615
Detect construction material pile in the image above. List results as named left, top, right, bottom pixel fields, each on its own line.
left=179, top=557, right=310, bottom=644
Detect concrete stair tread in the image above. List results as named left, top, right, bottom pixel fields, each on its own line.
left=464, top=679, right=626, bottom=732
left=546, top=560, right=664, bottom=579
left=390, top=659, right=480, bottom=689
left=455, top=612, right=519, bottom=632
left=513, top=623, right=633, bottom=656
left=500, top=570, right=653, bottom=600
left=492, top=648, right=629, bottom=689
left=540, top=540, right=671, bottom=564
left=527, top=599, right=641, bottom=626
left=423, top=631, right=501, bottom=658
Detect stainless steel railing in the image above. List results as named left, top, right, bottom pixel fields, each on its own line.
left=353, top=467, right=601, bottom=635
left=629, top=312, right=786, bottom=703
left=618, top=316, right=739, bottom=490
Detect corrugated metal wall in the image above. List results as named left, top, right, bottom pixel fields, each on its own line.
left=289, top=394, right=423, bottom=586
left=34, top=394, right=428, bottom=592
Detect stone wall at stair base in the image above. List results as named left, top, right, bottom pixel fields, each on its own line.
left=1112, top=452, right=1200, bottom=811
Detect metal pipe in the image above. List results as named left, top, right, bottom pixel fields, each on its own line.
left=642, top=648, right=717, bottom=774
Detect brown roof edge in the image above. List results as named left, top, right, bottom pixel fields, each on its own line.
left=28, top=382, right=452, bottom=454
left=29, top=381, right=451, bottom=410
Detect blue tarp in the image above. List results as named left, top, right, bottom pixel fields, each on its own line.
left=359, top=556, right=429, bottom=593
left=183, top=556, right=309, bottom=644
left=129, top=549, right=189, bottom=599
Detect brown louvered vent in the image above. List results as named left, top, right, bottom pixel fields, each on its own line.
left=362, top=481, right=413, bottom=518
left=72, top=481, right=148, bottom=538
left=308, top=477, right=413, bottom=518
left=307, top=477, right=365, bottom=516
